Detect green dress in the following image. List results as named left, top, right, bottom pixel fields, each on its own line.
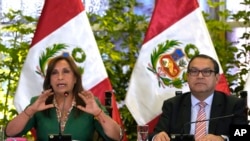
left=16, top=96, right=114, bottom=141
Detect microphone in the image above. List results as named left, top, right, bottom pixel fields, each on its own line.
left=58, top=91, right=68, bottom=139
left=48, top=92, right=72, bottom=141
left=170, top=114, right=235, bottom=141
left=64, top=91, right=69, bottom=97
left=185, top=114, right=234, bottom=125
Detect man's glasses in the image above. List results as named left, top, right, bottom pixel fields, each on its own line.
left=187, top=69, right=216, bottom=77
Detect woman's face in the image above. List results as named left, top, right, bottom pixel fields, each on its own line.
left=50, top=60, right=76, bottom=95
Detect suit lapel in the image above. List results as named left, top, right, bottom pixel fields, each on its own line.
left=181, top=94, right=192, bottom=134
left=208, top=92, right=224, bottom=133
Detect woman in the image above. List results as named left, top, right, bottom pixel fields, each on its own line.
left=5, top=55, right=122, bottom=141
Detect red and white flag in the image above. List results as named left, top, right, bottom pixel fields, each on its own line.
left=125, top=0, right=230, bottom=132
left=14, top=0, right=125, bottom=139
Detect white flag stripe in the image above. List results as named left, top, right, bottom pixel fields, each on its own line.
left=14, top=11, right=107, bottom=113
left=142, top=8, right=222, bottom=72
left=126, top=8, right=221, bottom=125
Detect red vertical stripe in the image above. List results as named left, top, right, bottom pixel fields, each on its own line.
left=215, top=74, right=230, bottom=95
left=90, top=78, right=112, bottom=104
left=30, top=0, right=84, bottom=47
left=143, top=0, right=199, bottom=44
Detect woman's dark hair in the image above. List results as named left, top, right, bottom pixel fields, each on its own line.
left=187, top=54, right=219, bottom=74
left=43, top=55, right=85, bottom=116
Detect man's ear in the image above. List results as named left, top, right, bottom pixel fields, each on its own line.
left=215, top=73, right=220, bottom=84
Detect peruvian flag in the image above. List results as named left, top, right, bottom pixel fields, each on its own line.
left=14, top=0, right=126, bottom=140
left=125, top=0, right=230, bottom=133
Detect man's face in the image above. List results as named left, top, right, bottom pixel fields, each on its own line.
left=187, top=57, right=220, bottom=98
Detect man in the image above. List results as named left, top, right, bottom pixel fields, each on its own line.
left=149, top=54, right=248, bottom=141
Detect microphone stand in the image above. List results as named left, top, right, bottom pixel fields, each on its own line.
left=58, top=92, right=68, bottom=140
left=48, top=92, right=72, bottom=141
left=171, top=114, right=235, bottom=141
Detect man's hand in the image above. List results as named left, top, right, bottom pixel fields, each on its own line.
left=153, top=131, right=171, bottom=141
left=196, top=134, right=225, bottom=141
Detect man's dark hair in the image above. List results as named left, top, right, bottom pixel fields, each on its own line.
left=187, top=54, right=219, bottom=74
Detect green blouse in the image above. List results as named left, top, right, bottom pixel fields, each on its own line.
left=16, top=96, right=114, bottom=141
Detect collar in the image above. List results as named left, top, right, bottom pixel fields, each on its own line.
left=191, top=93, right=214, bottom=107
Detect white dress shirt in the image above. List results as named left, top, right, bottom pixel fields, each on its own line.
left=190, top=93, right=214, bottom=135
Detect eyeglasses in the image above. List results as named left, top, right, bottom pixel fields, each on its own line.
left=188, top=69, right=216, bottom=77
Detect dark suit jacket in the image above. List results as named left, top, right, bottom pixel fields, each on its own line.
left=148, top=91, right=248, bottom=140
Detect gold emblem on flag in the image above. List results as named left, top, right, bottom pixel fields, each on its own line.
left=35, top=43, right=86, bottom=77
left=147, top=40, right=199, bottom=88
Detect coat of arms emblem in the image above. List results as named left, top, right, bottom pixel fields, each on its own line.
left=147, top=40, right=199, bottom=88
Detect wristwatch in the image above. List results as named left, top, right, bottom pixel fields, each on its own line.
left=221, top=135, right=228, bottom=141
left=119, top=127, right=124, bottom=141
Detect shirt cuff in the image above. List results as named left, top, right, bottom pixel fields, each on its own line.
left=221, top=135, right=229, bottom=141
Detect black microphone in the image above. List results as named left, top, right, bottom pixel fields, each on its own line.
left=64, top=91, right=69, bottom=97
left=58, top=91, right=68, bottom=139
left=48, top=92, right=71, bottom=141
left=185, top=114, right=234, bottom=125
left=170, top=114, right=235, bottom=141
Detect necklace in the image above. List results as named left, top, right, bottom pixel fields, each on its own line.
left=53, top=97, right=76, bottom=132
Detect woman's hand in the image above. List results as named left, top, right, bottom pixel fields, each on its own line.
left=77, top=90, right=122, bottom=140
left=28, top=89, right=54, bottom=113
left=76, top=90, right=101, bottom=116
left=5, top=89, right=55, bottom=136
